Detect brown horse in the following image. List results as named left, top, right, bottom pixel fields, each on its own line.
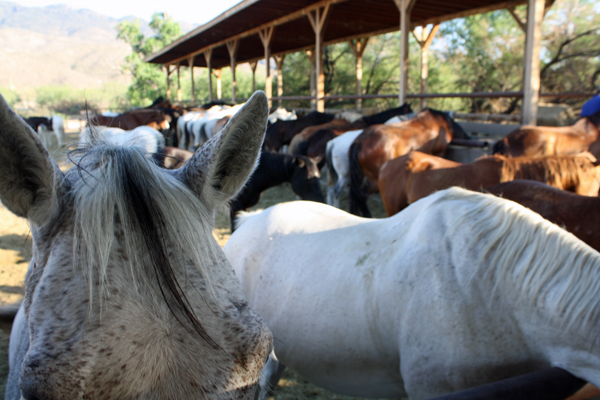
left=349, top=108, right=470, bottom=217
left=492, top=109, right=600, bottom=158
left=485, top=180, right=600, bottom=252
left=163, top=146, right=194, bottom=169
left=90, top=109, right=169, bottom=131
left=379, top=152, right=600, bottom=216
left=289, top=104, right=414, bottom=158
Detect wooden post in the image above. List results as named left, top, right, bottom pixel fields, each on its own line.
left=412, top=24, right=439, bottom=110
left=226, top=39, right=239, bottom=103
left=259, top=26, right=275, bottom=108
left=522, top=0, right=545, bottom=125
left=349, top=37, right=369, bottom=111
left=176, top=63, right=182, bottom=102
left=275, top=55, right=286, bottom=108
left=508, top=7, right=526, bottom=32
left=164, top=64, right=173, bottom=100
left=249, top=61, right=258, bottom=93
left=306, top=50, right=316, bottom=109
left=307, top=4, right=331, bottom=112
left=189, top=55, right=195, bottom=104
left=204, top=48, right=213, bottom=102
left=394, top=0, right=415, bottom=106
left=215, top=69, right=222, bottom=100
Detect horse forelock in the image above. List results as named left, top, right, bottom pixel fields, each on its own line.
left=67, top=142, right=222, bottom=346
left=436, top=188, right=600, bottom=338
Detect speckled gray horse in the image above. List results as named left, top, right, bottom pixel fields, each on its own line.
left=0, top=91, right=273, bottom=400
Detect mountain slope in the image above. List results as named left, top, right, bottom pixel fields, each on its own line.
left=0, top=2, right=195, bottom=90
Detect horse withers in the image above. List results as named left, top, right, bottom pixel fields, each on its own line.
left=0, top=91, right=273, bottom=400
left=225, top=187, right=600, bottom=400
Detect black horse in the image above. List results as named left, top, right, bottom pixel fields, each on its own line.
left=264, top=111, right=335, bottom=152
left=23, top=116, right=52, bottom=132
left=230, top=152, right=325, bottom=231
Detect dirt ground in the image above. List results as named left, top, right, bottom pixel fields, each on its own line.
left=0, top=129, right=389, bottom=398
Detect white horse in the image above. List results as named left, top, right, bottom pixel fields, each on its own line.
left=0, top=91, right=273, bottom=400
left=80, top=125, right=166, bottom=156
left=225, top=187, right=600, bottom=400
left=268, top=107, right=297, bottom=124
left=177, top=110, right=203, bottom=150
left=325, top=114, right=415, bottom=208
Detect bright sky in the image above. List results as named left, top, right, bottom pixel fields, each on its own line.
left=3, top=0, right=243, bottom=26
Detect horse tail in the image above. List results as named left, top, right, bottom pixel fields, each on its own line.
left=492, top=138, right=507, bottom=154
left=349, top=141, right=370, bottom=217
left=325, top=141, right=338, bottom=185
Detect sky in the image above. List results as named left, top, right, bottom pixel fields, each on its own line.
left=3, top=0, right=243, bottom=25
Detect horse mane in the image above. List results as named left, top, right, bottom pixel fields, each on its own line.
left=433, top=187, right=600, bottom=336
left=425, top=108, right=471, bottom=139
left=498, top=154, right=599, bottom=189
left=67, top=140, right=222, bottom=347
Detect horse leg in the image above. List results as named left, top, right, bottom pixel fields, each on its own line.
left=256, top=351, right=286, bottom=400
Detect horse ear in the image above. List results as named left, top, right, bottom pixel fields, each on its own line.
left=174, top=91, right=268, bottom=210
left=0, top=93, right=64, bottom=226
left=293, top=156, right=306, bottom=168
left=311, top=155, right=323, bottom=165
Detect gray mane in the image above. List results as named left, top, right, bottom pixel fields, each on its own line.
left=436, top=188, right=600, bottom=338
left=67, top=142, right=222, bottom=347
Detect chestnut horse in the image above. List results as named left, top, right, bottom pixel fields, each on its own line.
left=90, top=109, right=169, bottom=132
left=379, top=152, right=600, bottom=216
left=486, top=180, right=600, bottom=253
left=289, top=104, right=413, bottom=158
left=492, top=109, right=600, bottom=158
left=349, top=108, right=470, bottom=217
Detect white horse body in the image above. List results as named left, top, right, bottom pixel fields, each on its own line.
left=1, top=91, right=273, bottom=399
left=325, top=129, right=362, bottom=207
left=177, top=111, right=203, bottom=150
left=268, top=108, right=296, bottom=124
left=80, top=126, right=165, bottom=155
left=225, top=188, right=600, bottom=399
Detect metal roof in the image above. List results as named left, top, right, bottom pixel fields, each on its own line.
left=145, top=0, right=528, bottom=69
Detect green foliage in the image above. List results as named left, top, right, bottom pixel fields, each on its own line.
left=117, top=12, right=182, bottom=106
left=0, top=87, right=20, bottom=107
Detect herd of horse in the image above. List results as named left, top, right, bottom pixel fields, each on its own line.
left=3, top=89, right=600, bottom=400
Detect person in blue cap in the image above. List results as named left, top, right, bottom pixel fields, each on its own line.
left=581, top=86, right=600, bottom=117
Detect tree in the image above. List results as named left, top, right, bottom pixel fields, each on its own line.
left=117, top=12, right=182, bottom=106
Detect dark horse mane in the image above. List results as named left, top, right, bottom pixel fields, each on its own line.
left=68, top=145, right=220, bottom=349
left=426, top=108, right=471, bottom=139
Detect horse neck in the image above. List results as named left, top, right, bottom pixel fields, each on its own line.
left=258, top=153, right=293, bottom=190
left=445, top=189, right=600, bottom=351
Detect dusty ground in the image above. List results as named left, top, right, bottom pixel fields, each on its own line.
left=0, top=128, right=389, bottom=398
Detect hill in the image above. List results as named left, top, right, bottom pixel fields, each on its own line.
left=0, top=2, right=195, bottom=92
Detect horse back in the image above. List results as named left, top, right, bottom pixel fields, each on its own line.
left=486, top=180, right=600, bottom=251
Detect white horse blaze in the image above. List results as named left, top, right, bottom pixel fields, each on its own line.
left=225, top=188, right=600, bottom=399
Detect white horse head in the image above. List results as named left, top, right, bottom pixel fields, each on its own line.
left=0, top=91, right=273, bottom=400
